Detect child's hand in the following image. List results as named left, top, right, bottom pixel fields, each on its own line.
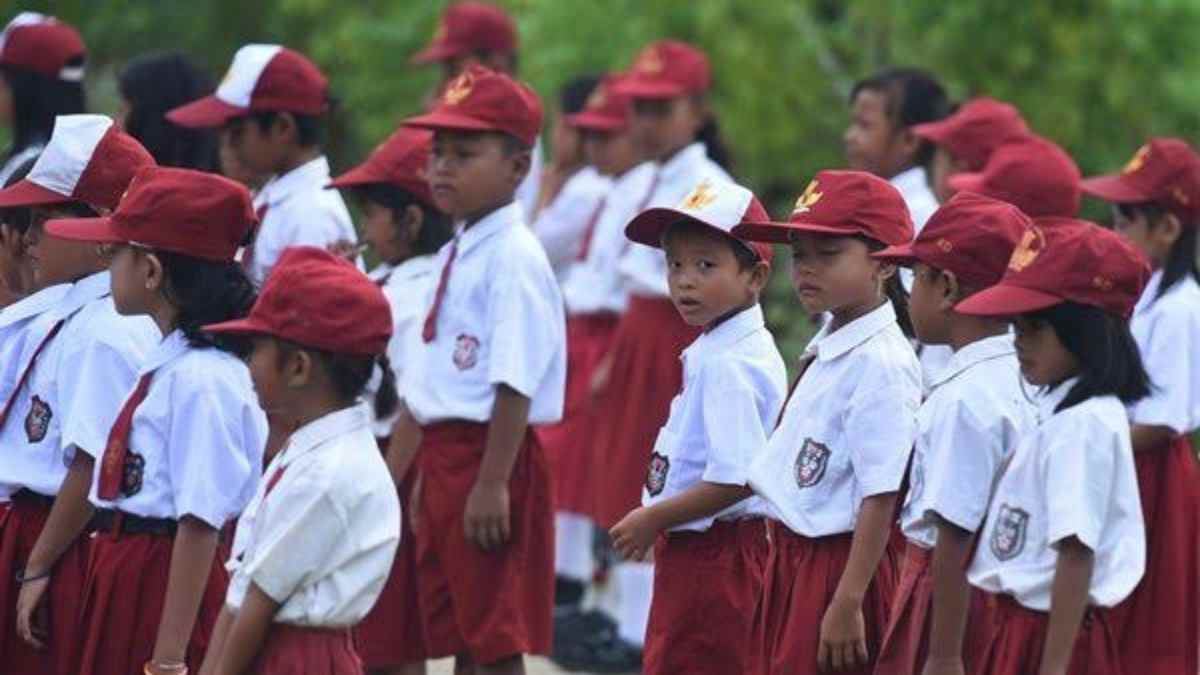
left=609, top=507, right=660, bottom=561
left=921, top=656, right=966, bottom=675
left=817, top=593, right=867, bottom=672
left=464, top=479, right=510, bottom=551
left=15, top=574, right=50, bottom=650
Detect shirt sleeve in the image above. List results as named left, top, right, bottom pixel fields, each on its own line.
left=486, top=253, right=563, bottom=398
left=532, top=186, right=603, bottom=273
left=921, top=401, right=1005, bottom=533
left=57, top=338, right=142, bottom=458
left=845, top=384, right=921, bottom=497
left=1043, top=421, right=1117, bottom=552
left=700, top=363, right=768, bottom=486
left=1129, top=309, right=1197, bottom=433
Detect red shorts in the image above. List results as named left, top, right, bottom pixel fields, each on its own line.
left=644, top=518, right=769, bottom=675
left=751, top=523, right=898, bottom=675
left=974, top=594, right=1122, bottom=675
left=254, top=624, right=362, bottom=674
left=416, top=422, right=554, bottom=664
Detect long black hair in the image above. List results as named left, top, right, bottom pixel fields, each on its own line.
left=0, top=61, right=86, bottom=161
left=1116, top=202, right=1200, bottom=300
left=275, top=339, right=396, bottom=417
left=688, top=94, right=733, bottom=171
left=861, top=236, right=915, bottom=338
left=357, top=183, right=452, bottom=260
left=118, top=51, right=219, bottom=171
left=156, top=250, right=257, bottom=355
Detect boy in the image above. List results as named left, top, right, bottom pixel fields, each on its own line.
left=389, top=64, right=566, bottom=675
left=911, top=97, right=1031, bottom=202
left=870, top=192, right=1038, bottom=675
left=609, top=178, right=786, bottom=675
left=166, top=44, right=357, bottom=286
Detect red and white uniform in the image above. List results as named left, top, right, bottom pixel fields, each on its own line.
left=532, top=165, right=610, bottom=278
left=364, top=255, right=435, bottom=437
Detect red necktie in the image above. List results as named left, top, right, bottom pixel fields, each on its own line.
left=264, top=464, right=288, bottom=498
left=97, top=372, right=155, bottom=500
left=575, top=196, right=609, bottom=262
left=242, top=202, right=269, bottom=275
left=422, top=238, right=459, bottom=343
left=0, top=320, right=65, bottom=431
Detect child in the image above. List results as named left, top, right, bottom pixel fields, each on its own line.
left=1080, top=138, right=1200, bottom=675
left=911, top=97, right=1031, bottom=202
left=0, top=155, right=40, bottom=300
left=118, top=50, right=220, bottom=171
left=0, top=12, right=86, bottom=184
left=946, top=136, right=1081, bottom=217
left=389, top=64, right=566, bottom=675
left=166, top=44, right=358, bottom=285
left=732, top=170, right=923, bottom=675
left=869, top=192, right=1037, bottom=675
left=197, top=246, right=401, bottom=675
left=608, top=178, right=786, bottom=674
left=957, top=219, right=1151, bottom=675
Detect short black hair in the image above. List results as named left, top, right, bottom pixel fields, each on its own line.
left=275, top=339, right=393, bottom=413
left=0, top=60, right=87, bottom=161
left=119, top=51, right=220, bottom=171
left=662, top=219, right=762, bottom=271
left=155, top=249, right=257, bottom=355
left=851, top=67, right=950, bottom=165
left=251, top=110, right=324, bottom=148
left=560, top=74, right=601, bottom=115
left=0, top=155, right=39, bottom=234
left=356, top=182, right=453, bottom=259
left=1116, top=202, right=1200, bottom=301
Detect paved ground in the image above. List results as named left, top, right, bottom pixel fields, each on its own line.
left=428, top=656, right=595, bottom=674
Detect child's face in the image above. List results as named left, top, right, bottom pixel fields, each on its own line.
left=582, top=129, right=641, bottom=177
left=108, top=244, right=159, bottom=316
left=844, top=89, right=918, bottom=179
left=929, top=146, right=966, bottom=203
left=221, top=115, right=283, bottom=176
left=1013, top=314, right=1080, bottom=386
left=23, top=209, right=103, bottom=287
left=551, top=118, right=583, bottom=168
left=361, top=199, right=414, bottom=264
left=245, top=336, right=291, bottom=418
left=908, top=262, right=952, bottom=344
left=663, top=225, right=765, bottom=328
left=429, top=130, right=528, bottom=221
left=1111, top=204, right=1177, bottom=268
left=789, top=232, right=890, bottom=317
left=630, top=97, right=704, bottom=162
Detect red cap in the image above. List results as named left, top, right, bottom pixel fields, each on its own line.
left=402, top=64, right=542, bottom=146
left=873, top=191, right=1033, bottom=288
left=956, top=217, right=1150, bottom=320
left=167, top=45, right=328, bottom=128
left=204, top=246, right=393, bottom=356
left=614, top=40, right=710, bottom=99
left=0, top=115, right=154, bottom=212
left=625, top=178, right=773, bottom=264
left=411, top=1, right=517, bottom=64
left=1080, top=138, right=1200, bottom=224
left=566, top=74, right=632, bottom=132
left=733, top=170, right=914, bottom=247
left=328, top=127, right=438, bottom=209
left=45, top=166, right=256, bottom=263
left=912, top=98, right=1030, bottom=171
left=0, top=12, right=85, bottom=81
left=947, top=137, right=1080, bottom=218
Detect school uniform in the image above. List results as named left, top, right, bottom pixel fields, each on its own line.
left=532, top=165, right=611, bottom=278
left=967, top=379, right=1144, bottom=675
left=516, top=138, right=545, bottom=220
left=747, top=301, right=921, bottom=675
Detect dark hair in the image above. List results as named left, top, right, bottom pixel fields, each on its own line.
left=275, top=339, right=395, bottom=414
left=155, top=250, right=257, bottom=355
left=688, top=94, right=733, bottom=171
left=118, top=51, right=219, bottom=171
left=0, top=155, right=38, bottom=234
left=1116, top=202, right=1200, bottom=300
left=0, top=61, right=87, bottom=162
left=850, top=67, right=949, bottom=166
left=663, top=219, right=760, bottom=270
left=251, top=110, right=324, bottom=148
left=560, top=74, right=601, bottom=115
left=357, top=183, right=453, bottom=259
left=1027, top=301, right=1151, bottom=411
left=859, top=236, right=915, bottom=338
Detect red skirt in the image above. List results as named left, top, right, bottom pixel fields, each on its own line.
left=536, top=312, right=620, bottom=516
left=644, top=518, right=769, bottom=675
left=751, top=523, right=898, bottom=675
left=415, top=421, right=554, bottom=664
left=0, top=494, right=91, bottom=675
left=253, top=624, right=362, bottom=674
left=77, top=528, right=228, bottom=675
left=590, top=295, right=699, bottom=528
left=1107, top=435, right=1199, bottom=675
left=973, top=594, right=1122, bottom=675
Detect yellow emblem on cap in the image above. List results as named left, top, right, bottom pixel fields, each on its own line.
left=680, top=180, right=718, bottom=211
left=936, top=238, right=953, bottom=253
left=1123, top=145, right=1151, bottom=175
left=1007, top=226, right=1045, bottom=272
left=635, top=48, right=664, bottom=75
left=432, top=20, right=448, bottom=44
left=1092, top=275, right=1114, bottom=291
left=1171, top=185, right=1191, bottom=205
left=792, top=179, right=823, bottom=215
left=443, top=72, right=474, bottom=106
left=585, top=87, right=607, bottom=110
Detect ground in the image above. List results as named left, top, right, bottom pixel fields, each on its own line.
left=429, top=656, right=595, bottom=674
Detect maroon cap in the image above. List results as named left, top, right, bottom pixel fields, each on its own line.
left=328, top=127, right=438, bottom=209
left=626, top=179, right=774, bottom=264
left=411, top=1, right=517, bottom=64
left=403, top=64, right=542, bottom=146
left=566, top=74, right=632, bottom=132
left=1080, top=138, right=1200, bottom=224
left=0, top=13, right=85, bottom=81
left=45, top=166, right=256, bottom=263
left=947, top=137, right=1081, bottom=218
left=873, top=191, right=1033, bottom=288
left=956, top=217, right=1150, bottom=320
left=733, top=170, right=914, bottom=247
left=614, top=40, right=710, bottom=100
left=205, top=246, right=393, bottom=356
left=912, top=97, right=1030, bottom=171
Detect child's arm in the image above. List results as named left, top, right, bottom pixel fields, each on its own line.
left=213, top=583, right=279, bottom=675
left=1130, top=423, right=1175, bottom=453
left=610, top=482, right=751, bottom=560
left=921, top=516, right=975, bottom=675
left=386, top=402, right=423, bottom=486
left=466, top=384, right=530, bottom=551
left=1037, top=537, right=1094, bottom=675
left=197, top=607, right=236, bottom=675
left=150, top=516, right=221, bottom=668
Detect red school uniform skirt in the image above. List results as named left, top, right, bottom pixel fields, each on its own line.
left=590, top=295, right=700, bottom=528
left=535, top=312, right=621, bottom=517
left=751, top=522, right=898, bottom=675
left=254, top=624, right=362, bottom=674
left=973, top=594, right=1122, bottom=675
left=415, top=421, right=555, bottom=665
left=1107, top=434, right=1200, bottom=675
left=643, top=518, right=770, bottom=675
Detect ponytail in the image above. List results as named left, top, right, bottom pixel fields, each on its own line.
left=156, top=250, right=257, bottom=354
left=695, top=115, right=734, bottom=172
left=1158, top=217, right=1200, bottom=299
left=884, top=274, right=915, bottom=339
left=374, top=353, right=399, bottom=420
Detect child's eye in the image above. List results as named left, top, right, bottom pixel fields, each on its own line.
left=697, top=260, right=715, bottom=270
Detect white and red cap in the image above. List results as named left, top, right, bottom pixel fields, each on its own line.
left=0, top=114, right=154, bottom=212
left=0, top=12, right=85, bottom=81
left=166, top=44, right=328, bottom=128
left=625, top=178, right=774, bottom=263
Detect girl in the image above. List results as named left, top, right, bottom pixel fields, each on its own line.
left=1079, top=137, right=1200, bottom=675
left=199, top=245, right=400, bottom=675
left=731, top=169, right=921, bottom=675
left=118, top=50, right=220, bottom=171
left=956, top=218, right=1151, bottom=675
left=23, top=166, right=267, bottom=675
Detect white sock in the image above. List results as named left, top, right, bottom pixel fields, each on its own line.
left=613, top=561, right=654, bottom=647
left=554, top=511, right=594, bottom=582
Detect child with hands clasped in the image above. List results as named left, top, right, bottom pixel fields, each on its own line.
left=608, top=179, right=786, bottom=675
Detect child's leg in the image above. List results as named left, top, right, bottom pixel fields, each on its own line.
left=368, top=664, right=426, bottom=675
left=554, top=511, right=594, bottom=607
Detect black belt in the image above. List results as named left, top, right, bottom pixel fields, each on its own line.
left=12, top=489, right=55, bottom=508
left=91, top=509, right=178, bottom=537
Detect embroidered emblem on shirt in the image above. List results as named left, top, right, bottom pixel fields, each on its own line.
left=122, top=451, right=145, bottom=497
left=794, top=438, right=831, bottom=489
left=792, top=179, right=823, bottom=215
left=453, top=333, right=480, bottom=371
left=24, top=395, right=52, bottom=443
left=679, top=180, right=718, bottom=212
left=1122, top=144, right=1150, bottom=175
left=443, top=71, right=474, bottom=106
left=989, top=503, right=1029, bottom=561
left=1007, top=226, right=1045, bottom=272
left=645, top=452, right=670, bottom=496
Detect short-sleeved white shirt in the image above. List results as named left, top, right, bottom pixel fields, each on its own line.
left=532, top=166, right=611, bottom=278
left=225, top=405, right=400, bottom=627
left=247, top=156, right=359, bottom=286
left=514, top=137, right=544, bottom=221
left=1128, top=270, right=1200, bottom=434
left=748, top=301, right=921, bottom=537
left=400, top=202, right=567, bottom=425
left=87, top=329, right=267, bottom=527
left=365, top=255, right=436, bottom=438
left=967, top=380, right=1145, bottom=610
left=0, top=272, right=159, bottom=497
left=641, top=305, right=787, bottom=531
left=901, top=334, right=1035, bottom=549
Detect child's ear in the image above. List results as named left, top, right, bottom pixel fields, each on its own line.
left=286, top=348, right=313, bottom=389
left=144, top=251, right=166, bottom=292
left=940, top=269, right=962, bottom=311
left=1154, top=211, right=1184, bottom=247
left=508, top=149, right=532, bottom=188
left=400, top=204, right=425, bottom=245
left=273, top=112, right=298, bottom=144
left=875, top=260, right=898, bottom=282
left=897, top=128, right=922, bottom=164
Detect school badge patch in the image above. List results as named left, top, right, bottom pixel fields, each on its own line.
left=794, top=438, right=830, bottom=489
left=24, top=395, right=52, bottom=443
left=645, top=452, right=670, bottom=497
left=453, top=334, right=480, bottom=371
left=990, top=503, right=1029, bottom=561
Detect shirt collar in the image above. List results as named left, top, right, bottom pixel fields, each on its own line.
left=278, top=404, right=371, bottom=466
left=929, top=333, right=1015, bottom=389
left=0, top=282, right=71, bottom=328
left=52, top=271, right=111, bottom=320
left=1036, top=376, right=1079, bottom=421
left=658, top=142, right=708, bottom=183
left=1133, top=269, right=1162, bottom=317
left=258, top=156, right=332, bottom=208
left=889, top=166, right=930, bottom=196
left=684, top=304, right=765, bottom=364
left=392, top=254, right=433, bottom=281
left=455, top=201, right=522, bottom=257
left=139, top=328, right=191, bottom=374
left=806, top=301, right=897, bottom=362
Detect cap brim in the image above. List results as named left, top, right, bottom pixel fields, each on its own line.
left=43, top=216, right=125, bottom=244
left=946, top=172, right=986, bottom=194
left=1079, top=174, right=1152, bottom=204
left=326, top=165, right=382, bottom=190
left=624, top=207, right=706, bottom=248
left=403, top=110, right=501, bottom=136
left=410, top=42, right=464, bottom=64
left=0, top=179, right=70, bottom=208
left=565, top=111, right=626, bottom=132
left=955, top=283, right=1064, bottom=317
left=611, top=79, right=688, bottom=100
left=871, top=242, right=921, bottom=267
left=202, top=316, right=277, bottom=337
left=166, top=96, right=248, bottom=128
left=911, top=120, right=953, bottom=144
left=732, top=219, right=860, bottom=244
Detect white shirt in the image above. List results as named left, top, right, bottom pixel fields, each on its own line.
left=748, top=301, right=921, bottom=537
left=561, top=162, right=657, bottom=316
left=642, top=305, right=787, bottom=531
left=532, top=166, right=611, bottom=278
left=1128, top=270, right=1200, bottom=434
left=515, top=137, right=544, bottom=222
left=968, top=380, right=1145, bottom=610
left=88, top=329, right=267, bottom=527
left=226, top=405, right=400, bottom=627
left=401, top=202, right=567, bottom=425
left=248, top=156, right=359, bottom=286
left=618, top=143, right=733, bottom=298
left=901, top=335, right=1035, bottom=549
left=0, top=272, right=159, bottom=497
left=365, top=255, right=436, bottom=437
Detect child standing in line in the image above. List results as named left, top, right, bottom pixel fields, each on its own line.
left=910, top=97, right=1031, bottom=202
left=945, top=138, right=1081, bottom=218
